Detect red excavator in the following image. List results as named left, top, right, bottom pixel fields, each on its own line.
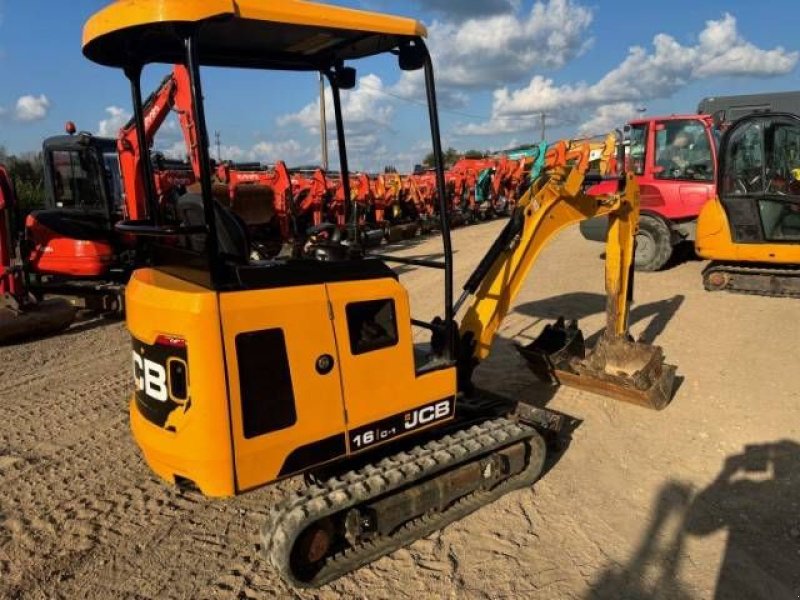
left=0, top=66, right=206, bottom=342
left=214, top=160, right=291, bottom=258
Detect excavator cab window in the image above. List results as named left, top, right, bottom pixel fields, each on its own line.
left=723, top=121, right=764, bottom=196
left=720, top=115, right=800, bottom=242
left=102, top=152, right=123, bottom=213
left=50, top=148, right=106, bottom=211
left=346, top=299, right=399, bottom=355
left=761, top=120, right=800, bottom=240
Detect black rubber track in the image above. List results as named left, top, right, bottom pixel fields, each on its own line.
left=702, top=262, right=800, bottom=298
left=262, top=418, right=546, bottom=588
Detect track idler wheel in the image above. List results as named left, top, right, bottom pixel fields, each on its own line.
left=518, top=317, right=676, bottom=410
left=703, top=269, right=730, bottom=292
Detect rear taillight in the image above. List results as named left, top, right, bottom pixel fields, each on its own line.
left=155, top=334, right=187, bottom=349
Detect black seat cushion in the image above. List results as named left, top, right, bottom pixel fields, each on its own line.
left=175, top=193, right=250, bottom=263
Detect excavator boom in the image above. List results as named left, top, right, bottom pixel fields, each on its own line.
left=117, top=65, right=199, bottom=221
left=458, top=138, right=675, bottom=409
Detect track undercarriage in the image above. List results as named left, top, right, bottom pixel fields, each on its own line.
left=703, top=262, right=800, bottom=298
left=263, top=416, right=548, bottom=588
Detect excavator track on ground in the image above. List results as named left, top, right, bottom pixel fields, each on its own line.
left=702, top=262, right=800, bottom=298
left=263, top=417, right=545, bottom=588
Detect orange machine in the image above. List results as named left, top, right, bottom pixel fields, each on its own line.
left=84, top=0, right=675, bottom=588
left=695, top=112, right=800, bottom=296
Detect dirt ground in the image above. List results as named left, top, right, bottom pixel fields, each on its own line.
left=1, top=221, right=798, bottom=600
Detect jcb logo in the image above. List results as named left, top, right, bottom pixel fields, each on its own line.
left=404, top=400, right=452, bottom=430
left=132, top=350, right=168, bottom=403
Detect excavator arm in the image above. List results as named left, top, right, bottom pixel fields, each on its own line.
left=459, top=163, right=636, bottom=358
left=457, top=137, right=675, bottom=410
left=117, top=65, right=199, bottom=221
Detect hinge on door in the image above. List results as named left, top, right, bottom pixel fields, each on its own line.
left=327, top=301, right=334, bottom=320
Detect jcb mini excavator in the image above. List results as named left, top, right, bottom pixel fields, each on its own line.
left=83, top=0, right=676, bottom=587
left=695, top=112, right=800, bottom=296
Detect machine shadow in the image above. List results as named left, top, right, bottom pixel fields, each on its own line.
left=386, top=251, right=450, bottom=277
left=468, top=334, right=583, bottom=480
left=586, top=482, right=695, bottom=600
left=585, top=440, right=800, bottom=600
left=514, top=292, right=685, bottom=347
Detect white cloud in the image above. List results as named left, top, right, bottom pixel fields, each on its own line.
left=158, top=141, right=190, bottom=161
left=460, top=108, right=566, bottom=136
left=466, top=13, right=798, bottom=136
left=426, top=0, right=592, bottom=90
left=577, top=103, right=641, bottom=137
left=390, top=71, right=470, bottom=109
left=279, top=73, right=394, bottom=136
left=249, top=139, right=314, bottom=165
left=97, top=106, right=131, bottom=137
left=15, top=94, right=50, bottom=122
left=218, top=144, right=247, bottom=162
left=388, top=0, right=593, bottom=107
left=499, top=13, right=797, bottom=115
left=278, top=74, right=397, bottom=167
left=414, top=0, right=520, bottom=20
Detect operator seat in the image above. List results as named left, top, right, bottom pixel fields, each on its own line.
left=228, top=184, right=282, bottom=258
left=175, top=193, right=250, bottom=264
left=230, top=184, right=276, bottom=226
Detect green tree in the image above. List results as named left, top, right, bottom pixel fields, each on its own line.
left=422, top=147, right=461, bottom=169
left=7, top=152, right=45, bottom=210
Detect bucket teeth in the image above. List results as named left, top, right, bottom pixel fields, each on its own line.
left=518, top=318, right=676, bottom=410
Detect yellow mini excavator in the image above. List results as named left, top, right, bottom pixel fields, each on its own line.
left=83, top=0, right=676, bottom=587
left=696, top=112, right=800, bottom=297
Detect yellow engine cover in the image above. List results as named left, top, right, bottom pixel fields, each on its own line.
left=695, top=198, right=800, bottom=264
left=126, top=266, right=457, bottom=497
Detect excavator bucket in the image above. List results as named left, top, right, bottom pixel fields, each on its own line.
left=0, top=298, right=77, bottom=345
left=518, top=318, right=676, bottom=410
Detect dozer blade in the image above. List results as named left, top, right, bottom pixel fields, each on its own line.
left=517, top=318, right=676, bottom=410
left=0, top=298, right=77, bottom=345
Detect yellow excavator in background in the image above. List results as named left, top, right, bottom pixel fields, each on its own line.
left=695, top=112, right=800, bottom=296
left=83, top=0, right=676, bottom=588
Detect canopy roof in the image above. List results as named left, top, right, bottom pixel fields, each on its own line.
left=83, top=0, right=426, bottom=70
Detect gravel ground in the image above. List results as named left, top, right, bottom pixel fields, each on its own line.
left=1, top=221, right=798, bottom=599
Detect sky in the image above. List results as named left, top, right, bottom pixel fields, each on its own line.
left=0, top=0, right=798, bottom=171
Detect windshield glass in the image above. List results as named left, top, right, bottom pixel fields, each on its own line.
left=50, top=148, right=106, bottom=210
left=103, top=152, right=123, bottom=211
left=722, top=117, right=800, bottom=241
left=627, top=124, right=647, bottom=176
left=722, top=121, right=764, bottom=195
left=654, top=120, right=714, bottom=181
